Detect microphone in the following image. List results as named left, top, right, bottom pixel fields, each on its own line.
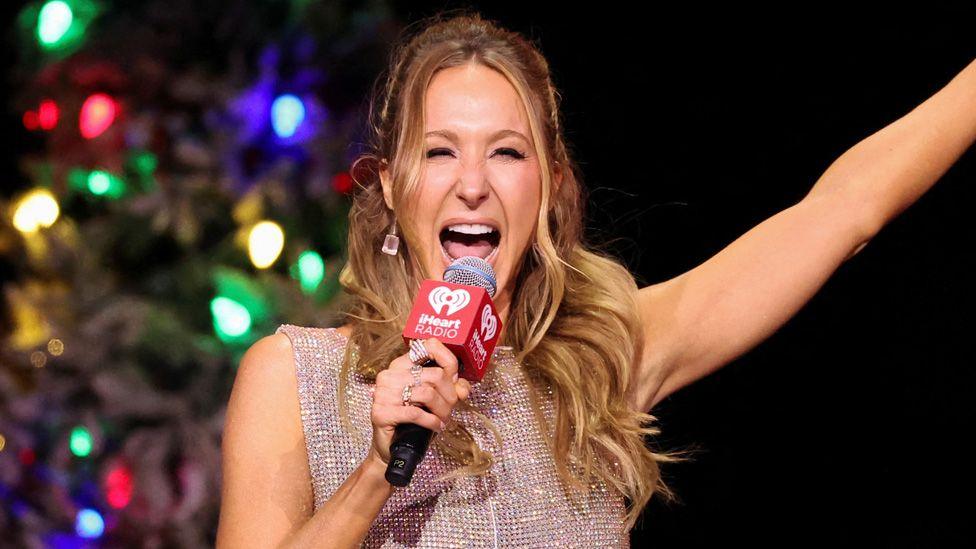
left=384, top=255, right=503, bottom=487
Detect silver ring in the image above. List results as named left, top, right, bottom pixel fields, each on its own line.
left=409, top=339, right=431, bottom=365
left=410, top=362, right=423, bottom=386
left=401, top=384, right=413, bottom=406
left=408, top=346, right=422, bottom=365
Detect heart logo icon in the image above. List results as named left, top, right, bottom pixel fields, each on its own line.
left=481, top=304, right=497, bottom=341
left=428, top=286, right=471, bottom=316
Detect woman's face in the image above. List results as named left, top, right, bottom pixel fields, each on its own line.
left=381, top=63, right=558, bottom=323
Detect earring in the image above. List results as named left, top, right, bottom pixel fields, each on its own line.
left=381, top=215, right=400, bottom=256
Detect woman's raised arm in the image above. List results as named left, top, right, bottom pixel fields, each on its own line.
left=630, top=57, right=976, bottom=413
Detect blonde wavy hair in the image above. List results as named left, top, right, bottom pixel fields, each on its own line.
left=335, top=10, right=692, bottom=531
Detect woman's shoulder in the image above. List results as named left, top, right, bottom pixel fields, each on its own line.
left=274, top=323, right=351, bottom=350
left=272, top=323, right=355, bottom=384
left=334, top=323, right=353, bottom=339
left=230, top=330, right=316, bottom=397
left=274, top=322, right=351, bottom=339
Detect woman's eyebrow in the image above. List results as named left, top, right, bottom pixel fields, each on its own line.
left=425, top=128, right=529, bottom=144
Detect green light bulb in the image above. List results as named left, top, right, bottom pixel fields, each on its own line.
left=297, top=250, right=325, bottom=293
left=87, top=171, right=110, bottom=195
left=37, top=1, right=73, bottom=46
left=86, top=170, right=126, bottom=199
left=69, top=425, right=92, bottom=457
left=211, top=296, right=252, bottom=338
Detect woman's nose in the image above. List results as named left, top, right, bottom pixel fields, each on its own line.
left=454, top=170, right=490, bottom=208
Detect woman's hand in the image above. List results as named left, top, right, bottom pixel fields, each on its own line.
left=367, top=337, right=472, bottom=466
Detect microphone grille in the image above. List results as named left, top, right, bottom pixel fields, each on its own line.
left=443, top=256, right=497, bottom=298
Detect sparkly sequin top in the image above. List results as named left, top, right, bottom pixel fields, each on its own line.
left=275, top=324, right=630, bottom=548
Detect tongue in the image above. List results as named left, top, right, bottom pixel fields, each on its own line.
left=444, top=237, right=494, bottom=259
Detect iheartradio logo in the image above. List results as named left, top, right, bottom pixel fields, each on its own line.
left=428, top=286, right=471, bottom=316
left=404, top=278, right=502, bottom=382
left=481, top=304, right=497, bottom=341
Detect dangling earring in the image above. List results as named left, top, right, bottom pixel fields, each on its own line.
left=381, top=215, right=399, bottom=256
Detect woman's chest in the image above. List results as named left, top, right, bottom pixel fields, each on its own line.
left=347, top=370, right=628, bottom=547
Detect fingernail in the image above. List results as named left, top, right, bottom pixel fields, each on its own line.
left=453, top=373, right=459, bottom=382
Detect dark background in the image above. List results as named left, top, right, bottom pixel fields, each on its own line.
left=389, top=2, right=975, bottom=546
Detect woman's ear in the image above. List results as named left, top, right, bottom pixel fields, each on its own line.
left=379, top=159, right=394, bottom=210
left=553, top=161, right=564, bottom=194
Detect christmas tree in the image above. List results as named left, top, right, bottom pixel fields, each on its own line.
left=1, top=1, right=398, bottom=545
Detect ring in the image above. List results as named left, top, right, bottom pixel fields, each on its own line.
left=410, top=362, right=423, bottom=386
left=409, top=338, right=431, bottom=366
left=401, top=383, right=414, bottom=406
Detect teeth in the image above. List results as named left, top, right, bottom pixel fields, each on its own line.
left=446, top=223, right=496, bottom=235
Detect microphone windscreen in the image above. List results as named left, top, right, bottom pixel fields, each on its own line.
left=443, top=256, right=497, bottom=297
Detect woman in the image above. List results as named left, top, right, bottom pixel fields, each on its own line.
left=218, top=11, right=975, bottom=548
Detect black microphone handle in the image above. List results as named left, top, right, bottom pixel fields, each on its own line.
left=384, top=356, right=464, bottom=487
left=384, top=357, right=438, bottom=487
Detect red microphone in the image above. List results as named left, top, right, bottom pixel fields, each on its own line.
left=385, top=256, right=502, bottom=486
left=401, top=258, right=502, bottom=382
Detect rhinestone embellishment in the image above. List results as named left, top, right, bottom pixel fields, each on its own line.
left=275, top=324, right=629, bottom=547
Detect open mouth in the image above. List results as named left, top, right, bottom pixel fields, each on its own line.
left=439, top=224, right=501, bottom=264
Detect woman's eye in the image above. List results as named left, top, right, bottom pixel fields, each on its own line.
left=425, top=148, right=526, bottom=160
left=495, top=148, right=526, bottom=160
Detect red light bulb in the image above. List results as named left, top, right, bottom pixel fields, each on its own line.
left=80, top=93, right=118, bottom=139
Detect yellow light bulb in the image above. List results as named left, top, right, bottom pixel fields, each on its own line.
left=247, top=220, right=284, bottom=269
left=12, top=188, right=60, bottom=234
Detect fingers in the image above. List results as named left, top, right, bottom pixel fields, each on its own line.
left=420, top=337, right=459, bottom=382
left=374, top=366, right=452, bottom=405
left=391, top=338, right=463, bottom=405
left=371, top=402, right=444, bottom=433
left=455, top=377, right=471, bottom=401
left=411, top=338, right=464, bottom=411
left=373, top=359, right=450, bottom=422
left=372, top=338, right=470, bottom=427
